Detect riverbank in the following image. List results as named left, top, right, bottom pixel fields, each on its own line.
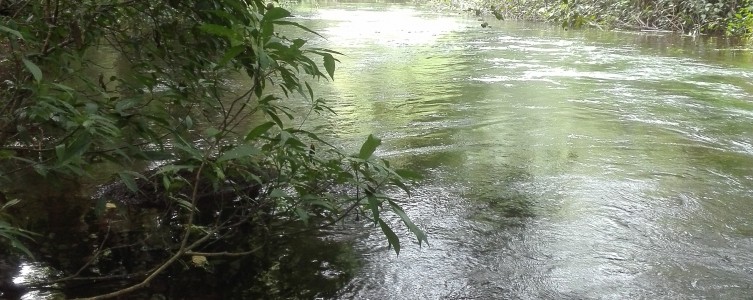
left=423, top=0, right=753, bottom=36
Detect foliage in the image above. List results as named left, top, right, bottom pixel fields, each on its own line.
left=726, top=0, right=753, bottom=37
left=0, top=199, right=36, bottom=258
left=437, top=0, right=753, bottom=35
left=0, top=0, right=425, bottom=297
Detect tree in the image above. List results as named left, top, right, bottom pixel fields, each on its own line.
left=0, top=0, right=426, bottom=298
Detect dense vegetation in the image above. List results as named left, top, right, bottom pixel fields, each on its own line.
left=0, top=0, right=425, bottom=298
left=443, top=0, right=753, bottom=36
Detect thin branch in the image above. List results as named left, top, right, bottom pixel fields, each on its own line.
left=71, top=231, right=215, bottom=300
left=184, top=245, right=263, bottom=257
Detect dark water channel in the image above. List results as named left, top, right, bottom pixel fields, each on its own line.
left=286, top=1, right=753, bottom=299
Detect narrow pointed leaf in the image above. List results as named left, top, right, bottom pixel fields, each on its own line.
left=1, top=199, right=20, bottom=210
left=245, top=121, right=276, bottom=141
left=174, top=199, right=198, bottom=212
left=22, top=59, right=42, bottom=82
left=389, top=200, right=428, bottom=246
left=323, top=53, right=336, bottom=80
left=367, top=195, right=381, bottom=225
left=359, top=134, right=381, bottom=160
left=0, top=25, right=23, bottom=39
left=378, top=219, right=400, bottom=255
left=263, top=7, right=292, bottom=21
left=219, top=45, right=246, bottom=66
left=117, top=171, right=140, bottom=193
left=295, top=207, right=309, bottom=225
left=272, top=21, right=324, bottom=38
left=217, top=144, right=259, bottom=162
left=199, top=23, right=236, bottom=38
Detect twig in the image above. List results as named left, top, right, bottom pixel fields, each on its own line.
left=72, top=147, right=215, bottom=299
left=184, top=245, right=263, bottom=257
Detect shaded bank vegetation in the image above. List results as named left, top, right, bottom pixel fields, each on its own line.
left=436, top=0, right=753, bottom=36
left=0, top=0, right=426, bottom=298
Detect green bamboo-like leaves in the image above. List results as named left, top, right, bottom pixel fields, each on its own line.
left=55, top=134, right=91, bottom=165
left=117, top=171, right=147, bottom=193
left=217, top=144, right=260, bottom=162
left=0, top=200, right=37, bottom=258
left=359, top=134, right=381, bottom=160
left=262, top=7, right=292, bottom=22
left=22, top=58, right=42, bottom=82
left=245, top=121, right=276, bottom=141
left=378, top=219, right=400, bottom=255
left=323, top=53, right=336, bottom=80
left=0, top=25, right=23, bottom=39
left=199, top=23, right=238, bottom=39
left=389, top=200, right=428, bottom=246
left=0, top=0, right=427, bottom=267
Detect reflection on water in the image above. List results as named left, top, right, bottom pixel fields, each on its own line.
left=287, top=1, right=753, bottom=299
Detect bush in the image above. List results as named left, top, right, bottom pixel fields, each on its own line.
left=0, top=0, right=425, bottom=298
left=438, top=0, right=753, bottom=35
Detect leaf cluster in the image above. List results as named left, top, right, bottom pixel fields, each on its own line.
left=0, top=0, right=426, bottom=295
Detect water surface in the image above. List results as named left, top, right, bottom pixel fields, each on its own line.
left=287, top=1, right=753, bottom=299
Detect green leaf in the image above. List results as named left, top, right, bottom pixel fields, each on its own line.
left=117, top=171, right=146, bottom=193
left=6, top=234, right=34, bottom=258
left=173, top=136, right=203, bottom=159
left=269, top=189, right=288, bottom=198
left=217, top=144, right=259, bottom=162
left=260, top=21, right=274, bottom=41
left=378, top=219, right=400, bottom=255
left=0, top=150, right=15, bottom=160
left=219, top=45, right=246, bottom=66
left=0, top=25, right=23, bottom=39
left=322, top=53, right=336, bottom=80
left=358, top=134, right=381, bottom=160
left=305, top=82, right=314, bottom=101
left=263, top=7, right=292, bottom=22
left=173, top=198, right=198, bottom=212
left=268, top=111, right=284, bottom=128
left=156, top=164, right=195, bottom=175
left=199, top=23, right=237, bottom=38
left=1, top=199, right=20, bottom=211
left=204, top=127, right=220, bottom=138
left=245, top=121, right=276, bottom=141
left=93, top=196, right=108, bottom=217
left=390, top=178, right=412, bottom=197
left=273, top=21, right=324, bottom=38
left=51, top=83, right=74, bottom=93
left=367, top=195, right=381, bottom=225
left=22, top=58, right=42, bottom=82
left=308, top=199, right=335, bottom=211
left=295, top=207, right=309, bottom=225
left=389, top=200, right=428, bottom=246
left=32, top=164, right=48, bottom=177
left=0, top=222, right=36, bottom=258
left=59, top=134, right=91, bottom=164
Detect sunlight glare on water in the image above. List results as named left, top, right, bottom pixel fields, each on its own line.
left=315, top=7, right=460, bottom=47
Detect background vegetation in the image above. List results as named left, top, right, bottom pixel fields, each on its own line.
left=0, top=0, right=425, bottom=298
left=439, top=0, right=753, bottom=36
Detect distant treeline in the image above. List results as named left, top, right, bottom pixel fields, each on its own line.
left=433, top=0, right=753, bottom=36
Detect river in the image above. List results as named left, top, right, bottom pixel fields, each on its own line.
left=282, top=1, right=753, bottom=299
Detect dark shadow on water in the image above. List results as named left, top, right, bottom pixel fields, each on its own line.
left=8, top=187, right=361, bottom=300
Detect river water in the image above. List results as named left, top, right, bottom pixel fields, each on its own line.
left=283, top=1, right=753, bottom=299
